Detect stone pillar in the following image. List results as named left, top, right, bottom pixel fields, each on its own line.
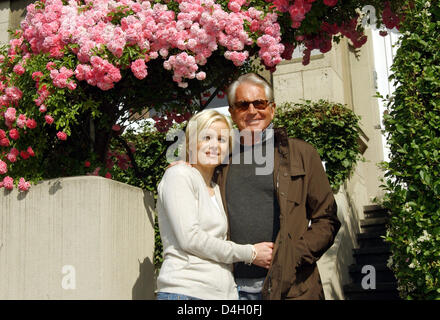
left=0, top=1, right=10, bottom=45
left=272, top=40, right=351, bottom=106
left=0, top=176, right=156, bottom=299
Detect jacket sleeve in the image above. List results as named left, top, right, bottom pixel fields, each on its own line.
left=294, top=146, right=341, bottom=267
left=158, top=166, right=254, bottom=264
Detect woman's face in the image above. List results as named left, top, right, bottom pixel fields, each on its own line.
left=195, top=120, right=230, bottom=167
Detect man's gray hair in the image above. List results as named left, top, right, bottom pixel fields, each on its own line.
left=226, top=73, right=274, bottom=108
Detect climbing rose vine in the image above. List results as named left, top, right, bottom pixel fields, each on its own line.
left=0, top=0, right=404, bottom=190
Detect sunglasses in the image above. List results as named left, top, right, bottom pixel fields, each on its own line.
left=234, top=99, right=272, bottom=111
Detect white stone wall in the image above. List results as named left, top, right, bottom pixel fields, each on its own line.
left=0, top=1, right=10, bottom=45
left=0, top=176, right=156, bottom=299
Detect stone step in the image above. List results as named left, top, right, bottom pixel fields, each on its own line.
left=348, top=263, right=396, bottom=284
left=353, top=246, right=391, bottom=265
left=357, top=231, right=387, bottom=248
left=363, top=205, right=389, bottom=220
left=360, top=217, right=389, bottom=233
left=343, top=282, right=400, bottom=300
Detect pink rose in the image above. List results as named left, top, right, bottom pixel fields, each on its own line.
left=26, top=118, right=37, bottom=129
left=13, top=64, right=25, bottom=75
left=91, top=167, right=101, bottom=176
left=131, top=59, right=148, bottom=80
left=0, top=138, right=10, bottom=147
left=45, top=115, right=54, bottom=124
left=196, top=71, right=206, bottom=80
left=20, top=151, right=30, bottom=160
left=17, top=114, right=27, bottom=128
left=3, top=176, right=14, bottom=190
left=46, top=62, right=56, bottom=70
left=0, top=160, right=7, bottom=174
left=56, top=131, right=67, bottom=141
left=4, top=107, right=16, bottom=122
left=32, top=71, right=44, bottom=81
left=7, top=153, right=17, bottom=163
left=10, top=147, right=19, bottom=157
left=9, top=129, right=20, bottom=140
left=27, top=146, right=35, bottom=157
left=18, top=177, right=31, bottom=192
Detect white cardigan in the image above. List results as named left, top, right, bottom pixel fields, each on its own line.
left=156, top=164, right=254, bottom=300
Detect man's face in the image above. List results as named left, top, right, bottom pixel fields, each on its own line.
left=228, top=82, right=275, bottom=132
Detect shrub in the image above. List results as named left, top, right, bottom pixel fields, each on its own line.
left=381, top=0, right=440, bottom=299
left=273, top=99, right=363, bottom=192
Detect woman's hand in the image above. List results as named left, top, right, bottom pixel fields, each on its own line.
left=252, top=242, right=274, bottom=269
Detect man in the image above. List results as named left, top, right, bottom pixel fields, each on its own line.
left=214, top=73, right=340, bottom=300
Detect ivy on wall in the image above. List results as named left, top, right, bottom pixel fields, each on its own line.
left=381, top=0, right=440, bottom=299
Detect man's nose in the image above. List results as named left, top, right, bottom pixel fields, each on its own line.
left=247, top=102, right=258, bottom=114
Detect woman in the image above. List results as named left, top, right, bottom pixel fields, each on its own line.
left=156, top=109, right=273, bottom=300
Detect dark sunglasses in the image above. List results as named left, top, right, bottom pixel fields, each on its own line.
left=234, top=99, right=272, bottom=111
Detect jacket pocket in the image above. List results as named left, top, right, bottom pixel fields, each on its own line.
left=285, top=263, right=315, bottom=299
left=286, top=168, right=305, bottom=207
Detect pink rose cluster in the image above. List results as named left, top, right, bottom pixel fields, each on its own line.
left=296, top=18, right=368, bottom=65
left=271, top=0, right=338, bottom=29
left=18, top=0, right=284, bottom=89
left=50, top=66, right=76, bottom=90
left=0, top=82, right=51, bottom=191
left=382, top=1, right=401, bottom=30
left=75, top=56, right=122, bottom=91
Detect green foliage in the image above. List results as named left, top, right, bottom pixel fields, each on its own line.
left=109, top=122, right=171, bottom=269
left=380, top=0, right=440, bottom=299
left=273, top=99, right=363, bottom=192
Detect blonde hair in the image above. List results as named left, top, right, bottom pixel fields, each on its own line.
left=185, top=109, right=234, bottom=163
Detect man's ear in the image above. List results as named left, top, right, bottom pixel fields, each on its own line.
left=228, top=106, right=235, bottom=120
left=270, top=102, right=276, bottom=117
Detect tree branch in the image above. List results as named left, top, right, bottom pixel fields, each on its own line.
left=115, top=135, right=144, bottom=179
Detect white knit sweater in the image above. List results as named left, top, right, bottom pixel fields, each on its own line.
left=156, top=164, right=254, bottom=300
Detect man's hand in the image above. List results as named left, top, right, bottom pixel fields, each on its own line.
left=166, top=160, right=191, bottom=170
left=252, top=242, right=274, bottom=269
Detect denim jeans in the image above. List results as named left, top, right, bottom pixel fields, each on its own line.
left=156, top=292, right=202, bottom=300
left=237, top=287, right=263, bottom=300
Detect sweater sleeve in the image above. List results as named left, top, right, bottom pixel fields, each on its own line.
left=158, top=166, right=254, bottom=264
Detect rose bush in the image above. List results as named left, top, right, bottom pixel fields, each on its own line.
left=0, top=0, right=404, bottom=190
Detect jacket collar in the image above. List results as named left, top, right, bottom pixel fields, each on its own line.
left=274, top=127, right=305, bottom=176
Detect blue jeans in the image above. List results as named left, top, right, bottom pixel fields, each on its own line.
left=156, top=292, right=202, bottom=300
left=238, top=287, right=263, bottom=300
